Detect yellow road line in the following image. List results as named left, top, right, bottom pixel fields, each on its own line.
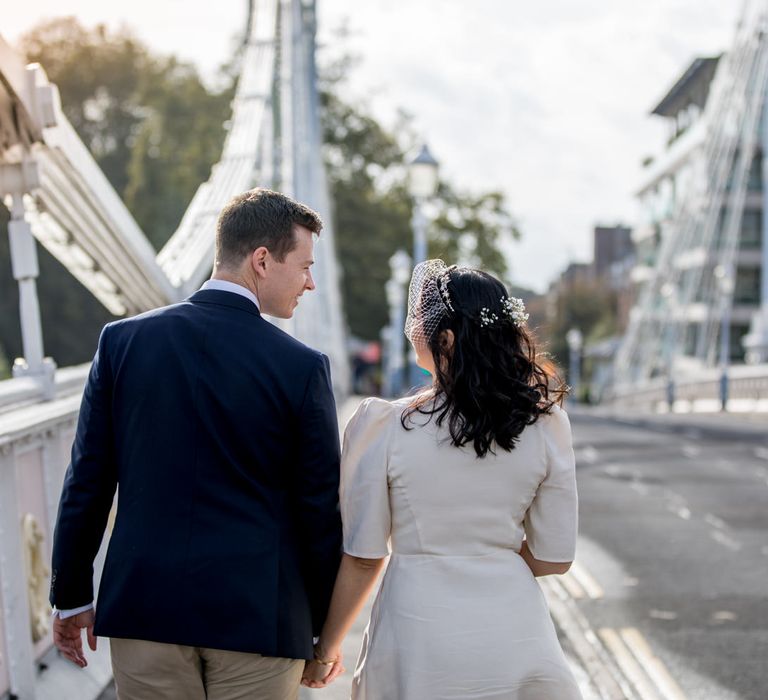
left=570, top=561, right=605, bottom=599
left=620, top=628, right=688, bottom=700
left=560, top=570, right=587, bottom=599
left=598, top=627, right=662, bottom=700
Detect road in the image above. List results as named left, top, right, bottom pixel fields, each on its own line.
left=557, top=408, right=768, bottom=700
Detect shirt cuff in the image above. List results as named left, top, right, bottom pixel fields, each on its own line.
left=54, top=603, right=94, bottom=619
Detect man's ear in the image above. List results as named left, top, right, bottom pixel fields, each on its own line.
left=251, top=247, right=269, bottom=278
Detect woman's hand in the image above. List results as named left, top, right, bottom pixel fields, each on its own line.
left=301, top=553, right=386, bottom=689
left=301, top=648, right=345, bottom=688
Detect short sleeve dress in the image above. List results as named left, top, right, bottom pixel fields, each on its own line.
left=340, top=396, right=582, bottom=700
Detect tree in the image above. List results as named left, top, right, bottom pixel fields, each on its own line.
left=20, top=18, right=234, bottom=249
left=1, top=19, right=520, bottom=369
left=21, top=18, right=152, bottom=196
left=0, top=18, right=236, bottom=370
left=543, top=279, right=618, bottom=370
left=320, top=64, right=519, bottom=341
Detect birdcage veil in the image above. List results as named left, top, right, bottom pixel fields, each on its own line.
left=404, top=259, right=456, bottom=347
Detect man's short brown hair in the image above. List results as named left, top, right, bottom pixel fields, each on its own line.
left=215, top=188, right=323, bottom=268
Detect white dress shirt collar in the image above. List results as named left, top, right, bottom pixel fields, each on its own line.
left=200, top=279, right=260, bottom=309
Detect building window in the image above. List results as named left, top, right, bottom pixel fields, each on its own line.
left=740, top=210, right=762, bottom=249
left=748, top=152, right=763, bottom=192
left=734, top=266, right=760, bottom=304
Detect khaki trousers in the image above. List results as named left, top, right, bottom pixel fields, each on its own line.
left=110, top=638, right=304, bottom=700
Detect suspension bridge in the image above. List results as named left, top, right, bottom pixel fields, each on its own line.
left=2, top=1, right=768, bottom=698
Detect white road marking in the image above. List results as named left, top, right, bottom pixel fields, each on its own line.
left=704, top=513, right=727, bottom=530
left=649, top=609, right=678, bottom=620
left=710, top=529, right=742, bottom=552
left=754, top=447, right=768, bottom=461
left=711, top=610, right=737, bottom=622
left=716, top=458, right=736, bottom=471
left=681, top=445, right=700, bottom=458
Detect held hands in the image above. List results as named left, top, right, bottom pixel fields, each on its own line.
left=301, top=645, right=345, bottom=689
left=53, top=609, right=97, bottom=668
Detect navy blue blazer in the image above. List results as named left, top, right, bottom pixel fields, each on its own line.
left=50, top=289, right=343, bottom=659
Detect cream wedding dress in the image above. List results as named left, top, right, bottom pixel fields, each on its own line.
left=340, top=396, right=582, bottom=700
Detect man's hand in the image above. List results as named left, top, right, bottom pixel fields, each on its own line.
left=53, top=610, right=97, bottom=668
left=301, top=650, right=345, bottom=689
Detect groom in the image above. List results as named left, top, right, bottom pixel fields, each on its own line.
left=50, top=188, right=343, bottom=699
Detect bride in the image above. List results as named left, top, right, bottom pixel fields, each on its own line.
left=303, top=260, right=582, bottom=699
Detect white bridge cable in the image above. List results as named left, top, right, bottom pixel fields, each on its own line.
left=619, top=30, right=749, bottom=380
left=614, top=0, right=768, bottom=388
left=32, top=150, right=170, bottom=310
left=699, top=13, right=768, bottom=363
left=2, top=0, right=350, bottom=394
left=280, top=0, right=349, bottom=394
left=157, top=0, right=279, bottom=295
left=664, top=9, right=765, bottom=370
left=10, top=79, right=178, bottom=312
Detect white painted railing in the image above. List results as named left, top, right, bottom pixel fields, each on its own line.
left=608, top=363, right=768, bottom=412
left=0, top=369, right=113, bottom=699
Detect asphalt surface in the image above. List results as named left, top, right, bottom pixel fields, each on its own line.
left=567, top=408, right=768, bottom=700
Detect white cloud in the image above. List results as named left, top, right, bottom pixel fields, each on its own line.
left=4, top=1, right=740, bottom=291
left=319, top=0, right=739, bottom=291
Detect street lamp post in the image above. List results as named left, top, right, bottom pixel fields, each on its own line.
left=661, top=282, right=679, bottom=411
left=715, top=265, right=735, bottom=412
left=566, top=328, right=583, bottom=405
left=385, top=249, right=412, bottom=397
left=408, top=144, right=439, bottom=265
left=407, top=144, right=439, bottom=387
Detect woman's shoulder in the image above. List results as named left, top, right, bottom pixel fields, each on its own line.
left=536, top=402, right=571, bottom=429
left=528, top=402, right=571, bottom=446
left=345, top=395, right=402, bottom=432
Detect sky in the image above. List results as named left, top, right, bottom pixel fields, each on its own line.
left=4, top=1, right=740, bottom=292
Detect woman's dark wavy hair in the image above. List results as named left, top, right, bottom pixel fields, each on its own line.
left=401, top=267, right=567, bottom=458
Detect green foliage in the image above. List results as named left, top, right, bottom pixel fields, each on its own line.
left=22, top=18, right=152, bottom=196
left=0, top=19, right=519, bottom=368
left=430, top=186, right=518, bottom=276
left=0, top=17, right=235, bottom=369
left=0, top=346, right=9, bottom=380
left=123, top=56, right=234, bottom=248
left=544, top=280, right=618, bottom=368
left=20, top=18, right=234, bottom=250
left=321, top=68, right=518, bottom=340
